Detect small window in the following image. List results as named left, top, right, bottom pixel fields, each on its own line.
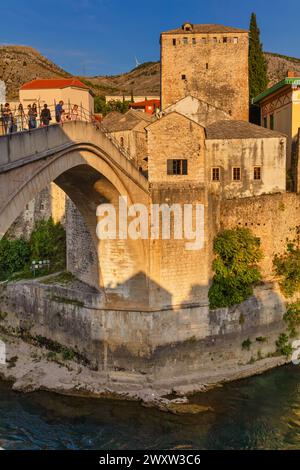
left=213, top=37, right=218, bottom=43
left=167, top=159, right=188, bottom=175
left=120, top=137, right=124, bottom=147
left=223, top=37, right=228, bottom=43
left=201, top=37, right=206, bottom=44
left=206, top=63, right=209, bottom=70
left=254, top=167, right=261, bottom=180
left=233, top=37, right=238, bottom=44
left=181, top=74, right=186, bottom=80
left=183, top=37, right=188, bottom=45
left=172, top=38, right=176, bottom=46
left=232, top=167, right=241, bottom=181
left=192, top=38, right=196, bottom=45
left=40, top=203, right=45, bottom=210
left=212, top=167, right=220, bottom=181
left=270, top=114, right=274, bottom=130
left=263, top=116, right=267, bottom=128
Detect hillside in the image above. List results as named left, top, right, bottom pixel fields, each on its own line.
left=1, top=45, right=300, bottom=101
left=0, top=45, right=70, bottom=100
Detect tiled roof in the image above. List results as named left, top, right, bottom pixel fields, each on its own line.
left=20, top=78, right=89, bottom=90
left=206, top=120, right=286, bottom=139
left=130, top=99, right=160, bottom=107
left=162, top=23, right=248, bottom=35
left=102, top=109, right=152, bottom=132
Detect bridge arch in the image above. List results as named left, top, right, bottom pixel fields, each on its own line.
left=0, top=123, right=150, bottom=304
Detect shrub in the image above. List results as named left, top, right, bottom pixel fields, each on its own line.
left=276, top=333, right=293, bottom=357
left=209, top=228, right=262, bottom=309
left=274, top=243, right=300, bottom=297
left=283, top=301, right=300, bottom=337
left=29, top=218, right=66, bottom=272
left=242, top=338, right=252, bottom=350
left=0, top=237, right=30, bottom=280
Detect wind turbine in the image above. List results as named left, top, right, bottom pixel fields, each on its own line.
left=134, top=56, right=141, bottom=68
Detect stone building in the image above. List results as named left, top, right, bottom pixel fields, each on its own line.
left=253, top=71, right=300, bottom=187
left=160, top=22, right=249, bottom=120
left=102, top=109, right=152, bottom=172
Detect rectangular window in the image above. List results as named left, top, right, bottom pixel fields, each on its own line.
left=223, top=37, right=228, bottom=43
left=270, top=113, right=274, bottom=130
left=206, top=63, right=209, bottom=70
left=192, top=37, right=196, bottom=45
left=232, top=167, right=241, bottom=181
left=201, top=37, right=206, bottom=44
left=213, top=37, right=218, bottom=43
left=183, top=37, right=188, bottom=45
left=167, top=159, right=188, bottom=175
left=263, top=116, right=267, bottom=128
left=212, top=167, right=220, bottom=181
left=254, top=167, right=261, bottom=180
left=233, top=37, right=238, bottom=44
left=172, top=38, right=176, bottom=46
left=181, top=74, right=186, bottom=80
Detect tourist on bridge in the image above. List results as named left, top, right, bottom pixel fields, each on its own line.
left=71, top=104, right=79, bottom=121
left=55, top=100, right=64, bottom=123
left=8, top=112, right=17, bottom=134
left=16, top=103, right=25, bottom=132
left=1, top=103, right=11, bottom=134
left=40, top=104, right=52, bottom=127
left=28, top=104, right=37, bottom=129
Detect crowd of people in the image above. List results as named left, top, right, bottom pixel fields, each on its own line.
left=0, top=101, right=80, bottom=134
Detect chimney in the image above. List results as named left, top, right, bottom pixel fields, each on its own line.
left=287, top=70, right=297, bottom=78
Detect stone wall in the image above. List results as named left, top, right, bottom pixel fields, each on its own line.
left=0, top=280, right=286, bottom=385
left=160, top=31, right=249, bottom=120
left=219, top=192, right=300, bottom=279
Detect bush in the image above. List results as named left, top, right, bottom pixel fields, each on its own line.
left=242, top=338, right=252, bottom=350
left=284, top=301, right=300, bottom=337
left=29, top=218, right=66, bottom=272
left=0, top=237, right=30, bottom=280
left=274, top=243, right=300, bottom=297
left=276, top=333, right=293, bottom=358
left=209, top=228, right=262, bottom=309
left=0, top=218, right=66, bottom=281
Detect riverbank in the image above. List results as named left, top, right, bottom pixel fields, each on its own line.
left=0, top=330, right=289, bottom=413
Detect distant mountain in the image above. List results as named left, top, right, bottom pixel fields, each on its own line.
left=1, top=45, right=300, bottom=101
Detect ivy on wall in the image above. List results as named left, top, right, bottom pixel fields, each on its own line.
left=209, top=228, right=262, bottom=310
left=274, top=243, right=300, bottom=298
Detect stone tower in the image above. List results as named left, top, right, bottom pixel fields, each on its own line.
left=160, top=22, right=249, bottom=120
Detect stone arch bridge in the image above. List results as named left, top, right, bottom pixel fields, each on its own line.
left=0, top=121, right=151, bottom=307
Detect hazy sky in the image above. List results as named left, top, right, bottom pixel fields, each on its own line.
left=1, top=0, right=299, bottom=76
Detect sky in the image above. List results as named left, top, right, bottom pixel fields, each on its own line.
left=1, top=0, right=299, bottom=76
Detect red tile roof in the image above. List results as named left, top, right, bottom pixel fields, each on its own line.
left=20, top=78, right=89, bottom=91
left=130, top=99, right=160, bottom=107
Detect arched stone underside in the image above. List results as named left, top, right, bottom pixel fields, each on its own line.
left=0, top=123, right=150, bottom=307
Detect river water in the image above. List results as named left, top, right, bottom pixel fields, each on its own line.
left=0, top=364, right=300, bottom=450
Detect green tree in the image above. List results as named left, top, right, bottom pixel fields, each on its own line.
left=249, top=13, right=268, bottom=101
left=30, top=218, right=66, bottom=272
left=209, top=228, right=262, bottom=309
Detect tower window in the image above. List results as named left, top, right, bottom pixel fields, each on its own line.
left=232, top=167, right=241, bottom=181
left=254, top=167, right=261, bottom=180
left=223, top=37, right=228, bottom=43
left=183, top=37, right=188, bottom=45
left=206, top=63, right=209, bottom=70
left=212, top=167, right=220, bottom=181
left=172, top=38, right=176, bottom=46
left=181, top=74, right=186, bottom=80
left=167, top=159, right=188, bottom=175
left=233, top=37, right=238, bottom=44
